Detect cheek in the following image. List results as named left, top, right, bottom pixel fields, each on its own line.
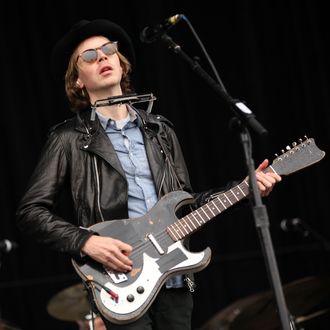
left=77, top=68, right=94, bottom=85
left=113, top=56, right=123, bottom=75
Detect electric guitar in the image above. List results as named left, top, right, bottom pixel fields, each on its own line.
left=72, top=137, right=325, bottom=324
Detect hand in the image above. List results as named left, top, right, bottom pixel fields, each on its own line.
left=254, top=159, right=282, bottom=197
left=81, top=235, right=133, bottom=272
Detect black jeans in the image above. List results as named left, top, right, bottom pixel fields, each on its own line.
left=101, top=287, right=193, bottom=330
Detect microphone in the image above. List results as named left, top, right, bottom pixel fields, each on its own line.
left=0, top=239, right=19, bottom=253
left=140, top=14, right=184, bottom=44
left=280, top=218, right=309, bottom=237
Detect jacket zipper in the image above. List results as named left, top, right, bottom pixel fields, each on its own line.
left=92, top=155, right=104, bottom=221
left=82, top=122, right=104, bottom=222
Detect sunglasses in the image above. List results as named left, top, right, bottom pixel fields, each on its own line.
left=77, top=41, right=118, bottom=63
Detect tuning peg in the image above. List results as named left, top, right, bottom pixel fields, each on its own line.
left=299, top=138, right=303, bottom=143
left=286, top=145, right=291, bottom=150
left=292, top=142, right=297, bottom=147
left=281, top=149, right=285, bottom=154
left=275, top=153, right=279, bottom=157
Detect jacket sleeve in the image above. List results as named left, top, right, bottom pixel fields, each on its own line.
left=16, top=130, right=93, bottom=258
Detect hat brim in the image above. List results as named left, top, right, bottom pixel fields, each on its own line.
left=51, top=19, right=135, bottom=82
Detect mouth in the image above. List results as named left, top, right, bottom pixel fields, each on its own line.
left=99, top=65, right=113, bottom=74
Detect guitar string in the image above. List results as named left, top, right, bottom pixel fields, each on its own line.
left=124, top=183, right=249, bottom=260
left=128, top=191, right=235, bottom=258
left=127, top=198, right=222, bottom=260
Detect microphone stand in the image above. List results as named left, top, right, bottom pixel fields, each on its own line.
left=160, top=33, right=294, bottom=330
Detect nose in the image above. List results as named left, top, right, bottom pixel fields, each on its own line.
left=97, top=49, right=108, bottom=62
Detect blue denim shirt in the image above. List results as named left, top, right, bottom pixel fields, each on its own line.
left=96, top=107, right=184, bottom=289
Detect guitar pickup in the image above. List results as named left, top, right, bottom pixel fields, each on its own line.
left=148, top=234, right=165, bottom=254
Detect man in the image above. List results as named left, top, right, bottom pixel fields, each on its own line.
left=16, top=19, right=281, bottom=330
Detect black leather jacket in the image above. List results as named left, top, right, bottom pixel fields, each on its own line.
left=16, top=107, right=217, bottom=258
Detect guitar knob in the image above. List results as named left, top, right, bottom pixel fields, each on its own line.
left=127, top=294, right=135, bottom=302
left=137, top=286, right=145, bottom=294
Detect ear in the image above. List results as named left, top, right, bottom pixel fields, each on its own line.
left=76, top=79, right=84, bottom=88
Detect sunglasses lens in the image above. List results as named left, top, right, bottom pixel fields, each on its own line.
left=101, top=42, right=118, bottom=56
left=80, top=50, right=98, bottom=63
left=78, top=42, right=118, bottom=63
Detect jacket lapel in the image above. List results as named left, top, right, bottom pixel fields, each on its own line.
left=75, top=109, right=126, bottom=178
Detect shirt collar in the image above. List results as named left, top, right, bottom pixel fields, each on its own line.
left=96, top=105, right=138, bottom=130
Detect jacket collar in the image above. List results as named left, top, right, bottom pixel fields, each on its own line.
left=75, top=108, right=101, bottom=135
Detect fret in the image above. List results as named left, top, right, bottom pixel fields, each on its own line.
left=230, top=188, right=240, bottom=201
left=190, top=212, right=200, bottom=227
left=186, top=215, right=197, bottom=230
left=222, top=193, right=232, bottom=206
left=237, top=184, right=246, bottom=196
left=211, top=199, right=221, bottom=213
left=206, top=203, right=216, bottom=217
left=167, top=225, right=179, bottom=241
left=218, top=197, right=227, bottom=209
left=192, top=211, right=206, bottom=225
left=174, top=222, right=186, bottom=238
left=178, top=218, right=190, bottom=235
left=181, top=217, right=193, bottom=233
left=200, top=207, right=211, bottom=220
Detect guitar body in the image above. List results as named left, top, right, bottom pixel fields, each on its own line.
left=72, top=190, right=212, bottom=324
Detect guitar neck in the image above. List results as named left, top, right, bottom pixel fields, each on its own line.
left=166, top=137, right=325, bottom=241
left=166, top=175, right=255, bottom=241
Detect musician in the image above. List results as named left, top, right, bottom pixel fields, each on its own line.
left=16, top=19, right=281, bottom=330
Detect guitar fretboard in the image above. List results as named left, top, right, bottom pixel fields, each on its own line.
left=167, top=180, right=250, bottom=241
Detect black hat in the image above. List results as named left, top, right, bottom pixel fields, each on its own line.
left=51, top=19, right=135, bottom=81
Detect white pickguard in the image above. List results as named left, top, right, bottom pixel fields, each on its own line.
left=100, top=241, right=205, bottom=315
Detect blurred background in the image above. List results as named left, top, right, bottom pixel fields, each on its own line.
left=1, top=1, right=330, bottom=329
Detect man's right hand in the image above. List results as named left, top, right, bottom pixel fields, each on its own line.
left=81, top=235, right=133, bottom=272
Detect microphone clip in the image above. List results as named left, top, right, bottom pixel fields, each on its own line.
left=140, top=14, right=184, bottom=44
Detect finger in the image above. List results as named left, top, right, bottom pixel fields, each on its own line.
left=256, top=159, right=269, bottom=172
left=116, top=240, right=133, bottom=256
left=261, top=171, right=281, bottom=183
left=256, top=173, right=275, bottom=187
left=103, top=252, right=132, bottom=272
left=269, top=172, right=282, bottom=182
left=257, top=181, right=266, bottom=193
left=115, top=250, right=133, bottom=268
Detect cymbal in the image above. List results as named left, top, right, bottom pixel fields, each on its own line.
left=200, top=276, right=330, bottom=330
left=47, top=283, right=91, bottom=322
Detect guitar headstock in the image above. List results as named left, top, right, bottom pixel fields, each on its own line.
left=270, top=136, right=325, bottom=176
